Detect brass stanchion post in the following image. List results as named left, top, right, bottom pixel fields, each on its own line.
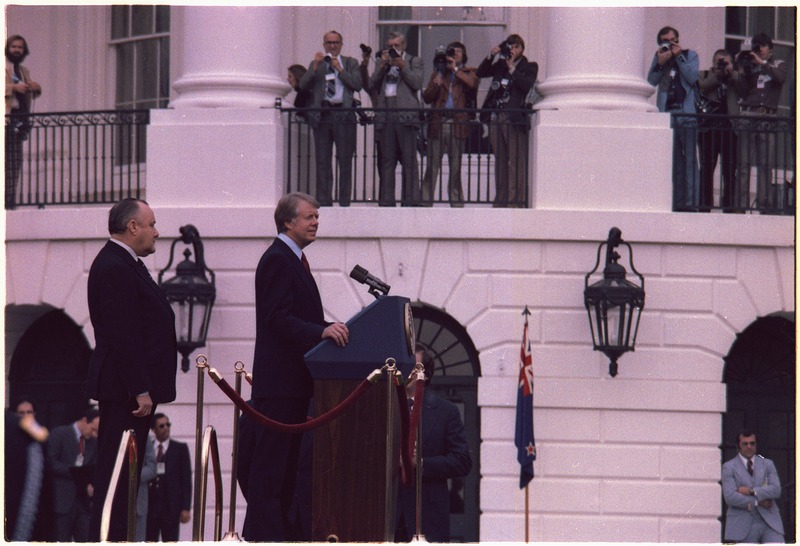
left=411, top=363, right=427, bottom=543
left=222, top=361, right=245, bottom=541
left=383, top=358, right=397, bottom=542
left=192, top=355, right=208, bottom=541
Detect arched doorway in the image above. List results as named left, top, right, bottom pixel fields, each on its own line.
left=411, top=302, right=481, bottom=543
left=6, top=304, right=93, bottom=429
left=720, top=311, right=795, bottom=542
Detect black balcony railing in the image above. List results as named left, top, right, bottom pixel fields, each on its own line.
left=671, top=112, right=795, bottom=215
left=281, top=105, right=534, bottom=208
left=5, top=110, right=149, bottom=209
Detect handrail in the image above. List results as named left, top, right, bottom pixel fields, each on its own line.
left=99, top=429, right=138, bottom=542
left=193, top=425, right=224, bottom=541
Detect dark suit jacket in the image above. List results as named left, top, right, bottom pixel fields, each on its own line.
left=46, top=423, right=97, bottom=515
left=397, top=392, right=472, bottom=542
left=86, top=241, right=177, bottom=404
left=476, top=54, right=537, bottom=126
left=149, top=439, right=192, bottom=523
left=252, top=238, right=326, bottom=400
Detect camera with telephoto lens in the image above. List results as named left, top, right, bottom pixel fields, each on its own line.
left=359, top=43, right=372, bottom=56
left=736, top=50, right=759, bottom=76
left=433, top=45, right=449, bottom=76
left=658, top=42, right=671, bottom=54
left=498, top=41, right=512, bottom=60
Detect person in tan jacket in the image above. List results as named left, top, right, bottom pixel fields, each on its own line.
left=421, top=42, right=478, bottom=207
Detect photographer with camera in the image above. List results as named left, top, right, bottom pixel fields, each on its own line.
left=5, top=34, right=42, bottom=209
left=420, top=42, right=478, bottom=207
left=298, top=30, right=362, bottom=207
left=476, top=34, right=537, bottom=208
left=647, top=26, right=699, bottom=212
left=733, top=33, right=787, bottom=210
left=369, top=32, right=424, bottom=207
left=697, top=49, right=740, bottom=212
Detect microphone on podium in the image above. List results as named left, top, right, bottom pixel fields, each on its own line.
left=349, top=265, right=391, bottom=298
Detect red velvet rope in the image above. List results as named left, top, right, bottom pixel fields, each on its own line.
left=211, top=375, right=374, bottom=434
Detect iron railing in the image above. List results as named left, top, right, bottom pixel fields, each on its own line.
left=672, top=112, right=795, bottom=215
left=5, top=109, right=148, bottom=209
left=281, top=105, right=534, bottom=208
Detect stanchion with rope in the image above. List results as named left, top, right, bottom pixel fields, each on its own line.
left=222, top=362, right=246, bottom=541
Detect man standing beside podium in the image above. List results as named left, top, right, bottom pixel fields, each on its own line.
left=244, top=192, right=349, bottom=541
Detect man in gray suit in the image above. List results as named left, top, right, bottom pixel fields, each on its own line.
left=370, top=31, right=423, bottom=207
left=299, top=30, right=362, bottom=207
left=46, top=407, right=99, bottom=542
left=722, top=430, right=784, bottom=543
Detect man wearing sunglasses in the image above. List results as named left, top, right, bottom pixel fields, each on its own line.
left=146, top=414, right=192, bottom=541
left=721, top=430, right=784, bottom=543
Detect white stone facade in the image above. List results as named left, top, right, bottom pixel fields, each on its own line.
left=4, top=4, right=795, bottom=542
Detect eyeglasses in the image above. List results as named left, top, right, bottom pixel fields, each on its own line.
left=324, top=41, right=342, bottom=45
left=741, top=441, right=756, bottom=446
left=157, top=423, right=171, bottom=429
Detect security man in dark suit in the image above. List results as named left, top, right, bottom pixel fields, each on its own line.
left=396, top=344, right=472, bottom=542
left=243, top=192, right=349, bottom=541
left=46, top=407, right=99, bottom=542
left=146, top=413, right=192, bottom=541
left=86, top=198, right=177, bottom=541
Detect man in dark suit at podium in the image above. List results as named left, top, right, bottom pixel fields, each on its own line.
left=244, top=192, right=349, bottom=541
left=396, top=345, right=472, bottom=542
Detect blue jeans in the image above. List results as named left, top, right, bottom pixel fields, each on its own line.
left=672, top=115, right=699, bottom=210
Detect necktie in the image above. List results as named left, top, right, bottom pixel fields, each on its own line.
left=747, top=458, right=753, bottom=476
left=326, top=65, right=336, bottom=99
left=137, top=258, right=157, bottom=284
left=78, top=436, right=85, bottom=456
left=157, top=442, right=164, bottom=463
left=301, top=253, right=311, bottom=276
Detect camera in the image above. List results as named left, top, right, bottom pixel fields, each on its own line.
left=359, top=43, right=372, bottom=56
left=324, top=54, right=332, bottom=63
left=447, top=47, right=457, bottom=57
left=498, top=41, right=512, bottom=60
left=658, top=42, right=671, bottom=54
left=388, top=47, right=400, bottom=59
left=433, top=45, right=449, bottom=76
left=736, top=50, right=759, bottom=76
left=715, top=58, right=729, bottom=71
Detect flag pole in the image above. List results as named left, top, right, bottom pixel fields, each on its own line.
left=525, top=483, right=530, bottom=542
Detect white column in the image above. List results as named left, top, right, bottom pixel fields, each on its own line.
left=536, top=7, right=655, bottom=112
left=147, top=6, right=291, bottom=208
left=530, top=7, right=673, bottom=212
left=171, top=6, right=288, bottom=108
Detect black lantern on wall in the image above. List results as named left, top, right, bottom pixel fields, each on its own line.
left=583, top=227, right=645, bottom=378
left=158, top=225, right=216, bottom=372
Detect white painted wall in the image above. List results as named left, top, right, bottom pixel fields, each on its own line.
left=4, top=4, right=794, bottom=542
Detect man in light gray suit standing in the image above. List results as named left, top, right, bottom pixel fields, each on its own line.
left=370, top=31, right=423, bottom=207
left=722, top=430, right=784, bottom=543
left=299, top=30, right=362, bottom=207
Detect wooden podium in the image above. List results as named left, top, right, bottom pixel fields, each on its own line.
left=305, top=296, right=415, bottom=542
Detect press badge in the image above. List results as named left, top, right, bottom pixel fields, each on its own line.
left=501, top=78, right=510, bottom=87
left=757, top=74, right=770, bottom=89
left=76, top=454, right=84, bottom=467
left=157, top=462, right=166, bottom=475
left=325, top=72, right=336, bottom=82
